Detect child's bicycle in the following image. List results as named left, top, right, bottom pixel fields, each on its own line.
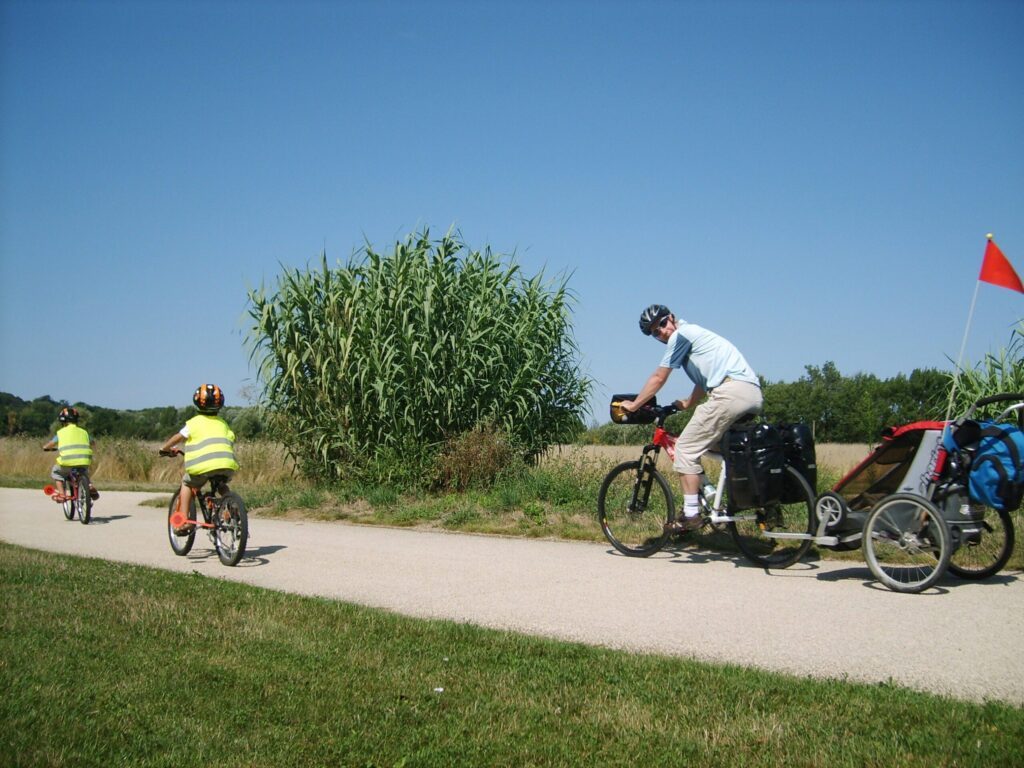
left=159, top=449, right=249, bottom=566
left=42, top=448, right=93, bottom=524
left=598, top=399, right=817, bottom=568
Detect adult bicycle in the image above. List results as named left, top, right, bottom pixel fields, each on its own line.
left=42, top=448, right=93, bottom=524
left=159, top=449, right=248, bottom=566
left=597, top=401, right=816, bottom=568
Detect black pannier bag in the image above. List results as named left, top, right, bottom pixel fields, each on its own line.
left=723, top=423, right=785, bottom=511
left=778, top=423, right=817, bottom=502
left=609, top=394, right=658, bottom=425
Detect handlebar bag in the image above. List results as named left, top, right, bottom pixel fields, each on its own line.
left=723, top=423, right=785, bottom=512
left=609, top=394, right=658, bottom=425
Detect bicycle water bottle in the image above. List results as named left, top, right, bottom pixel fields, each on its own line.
left=703, top=484, right=717, bottom=505
left=700, top=474, right=717, bottom=508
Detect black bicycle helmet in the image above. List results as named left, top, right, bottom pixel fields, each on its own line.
left=58, top=406, right=79, bottom=423
left=193, top=383, right=225, bottom=414
left=639, top=304, right=672, bottom=336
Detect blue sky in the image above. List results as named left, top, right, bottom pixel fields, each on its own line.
left=2, top=0, right=1022, bottom=423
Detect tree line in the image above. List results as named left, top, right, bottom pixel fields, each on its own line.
left=1, top=393, right=269, bottom=440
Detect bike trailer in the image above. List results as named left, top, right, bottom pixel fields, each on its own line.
left=832, top=421, right=947, bottom=513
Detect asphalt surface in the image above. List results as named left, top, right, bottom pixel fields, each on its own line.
left=2, top=487, right=1023, bottom=705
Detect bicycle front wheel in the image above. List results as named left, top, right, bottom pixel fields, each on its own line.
left=598, top=461, right=673, bottom=557
left=728, top=465, right=815, bottom=569
left=214, top=492, right=248, bottom=566
left=168, top=489, right=198, bottom=556
left=76, top=473, right=91, bottom=524
left=947, top=505, right=1015, bottom=580
left=863, top=494, right=950, bottom=593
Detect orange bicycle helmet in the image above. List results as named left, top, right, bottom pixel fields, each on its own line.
left=58, top=406, right=80, bottom=423
left=193, top=383, right=225, bottom=414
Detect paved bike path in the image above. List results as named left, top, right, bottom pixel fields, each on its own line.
left=2, top=488, right=1023, bottom=705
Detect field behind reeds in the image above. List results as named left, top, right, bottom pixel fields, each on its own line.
left=542, top=442, right=870, bottom=479
left=0, top=437, right=296, bottom=489
left=0, top=437, right=868, bottom=491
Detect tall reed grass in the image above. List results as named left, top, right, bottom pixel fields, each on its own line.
left=247, top=230, right=591, bottom=483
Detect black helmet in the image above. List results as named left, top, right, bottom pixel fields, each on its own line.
left=193, top=383, right=225, bottom=414
left=639, top=304, right=671, bottom=336
left=58, top=406, right=79, bottom=424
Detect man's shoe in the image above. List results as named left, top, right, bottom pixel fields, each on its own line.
left=665, top=514, right=703, bottom=533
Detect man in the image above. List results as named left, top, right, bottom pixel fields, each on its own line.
left=620, top=304, right=763, bottom=531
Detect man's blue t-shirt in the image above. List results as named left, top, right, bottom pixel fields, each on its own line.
left=659, top=320, right=759, bottom=391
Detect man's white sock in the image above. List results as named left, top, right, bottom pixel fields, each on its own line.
left=683, top=493, right=699, bottom=517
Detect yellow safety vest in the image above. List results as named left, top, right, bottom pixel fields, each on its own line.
left=57, top=425, right=93, bottom=467
left=184, top=415, right=239, bottom=475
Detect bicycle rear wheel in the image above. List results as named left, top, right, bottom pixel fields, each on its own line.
left=168, top=489, right=198, bottom=556
left=863, top=494, right=950, bottom=593
left=598, top=460, right=673, bottom=557
left=62, top=490, right=74, bottom=520
left=75, top=473, right=91, bottom=524
left=947, top=505, right=1015, bottom=580
left=214, top=492, right=248, bottom=566
left=728, top=465, right=815, bottom=568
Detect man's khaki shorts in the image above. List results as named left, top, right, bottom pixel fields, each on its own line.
left=673, top=380, right=763, bottom=474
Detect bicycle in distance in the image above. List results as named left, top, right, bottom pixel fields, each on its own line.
left=597, top=397, right=816, bottom=569
left=42, top=447, right=94, bottom=525
left=159, top=449, right=249, bottom=566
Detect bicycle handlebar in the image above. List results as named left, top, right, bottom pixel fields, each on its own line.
left=159, top=449, right=183, bottom=457
left=647, top=402, right=680, bottom=421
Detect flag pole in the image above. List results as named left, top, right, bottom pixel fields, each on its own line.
left=943, top=233, right=993, bottom=425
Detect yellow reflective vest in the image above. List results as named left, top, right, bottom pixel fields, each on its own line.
left=184, top=415, right=239, bottom=475
left=57, top=425, right=93, bottom=467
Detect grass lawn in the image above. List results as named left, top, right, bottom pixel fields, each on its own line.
left=2, top=542, right=1021, bottom=767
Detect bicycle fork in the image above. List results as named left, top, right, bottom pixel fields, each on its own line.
left=630, top=456, right=658, bottom=512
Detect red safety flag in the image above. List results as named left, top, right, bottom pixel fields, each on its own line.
left=978, top=238, right=1024, bottom=293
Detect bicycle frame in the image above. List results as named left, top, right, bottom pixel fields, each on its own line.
left=648, top=422, right=736, bottom=526
left=169, top=478, right=230, bottom=531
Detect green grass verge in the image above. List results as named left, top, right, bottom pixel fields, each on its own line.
left=2, top=543, right=1022, bottom=767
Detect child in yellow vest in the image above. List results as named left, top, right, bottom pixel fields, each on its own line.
left=42, top=407, right=99, bottom=501
left=159, top=384, right=240, bottom=534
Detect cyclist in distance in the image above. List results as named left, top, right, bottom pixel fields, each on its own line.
left=159, top=384, right=240, bottom=533
left=42, top=406, right=98, bottom=501
left=619, top=304, right=763, bottom=532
